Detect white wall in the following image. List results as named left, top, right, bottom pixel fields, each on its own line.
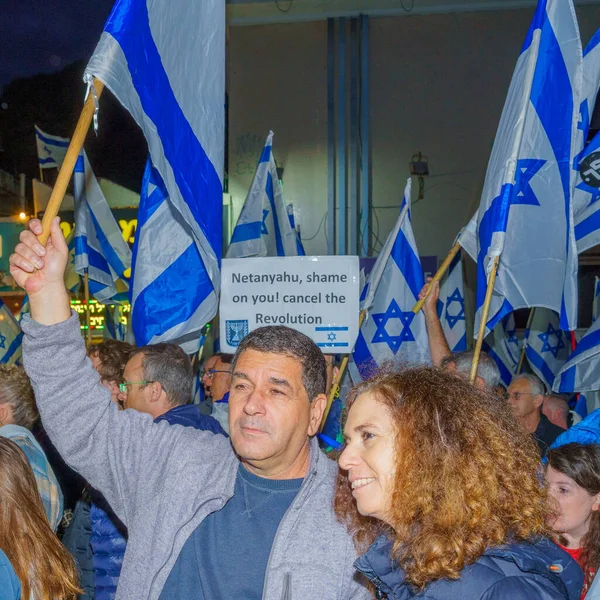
left=228, top=6, right=600, bottom=261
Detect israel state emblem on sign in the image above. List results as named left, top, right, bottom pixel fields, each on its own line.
left=226, top=320, right=249, bottom=347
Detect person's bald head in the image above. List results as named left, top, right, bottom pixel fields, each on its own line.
left=542, top=394, right=569, bottom=430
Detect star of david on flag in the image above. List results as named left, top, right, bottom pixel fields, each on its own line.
left=227, top=131, right=299, bottom=258
left=349, top=179, right=430, bottom=382
left=438, top=251, right=467, bottom=352
left=474, top=0, right=582, bottom=337
left=525, top=308, right=571, bottom=391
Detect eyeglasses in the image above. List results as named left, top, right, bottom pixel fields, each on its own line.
left=202, top=369, right=230, bottom=379
left=119, top=381, right=154, bottom=393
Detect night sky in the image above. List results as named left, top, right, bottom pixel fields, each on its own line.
left=1, top=0, right=115, bottom=92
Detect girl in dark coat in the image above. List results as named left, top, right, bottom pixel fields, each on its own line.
left=335, top=367, right=583, bottom=600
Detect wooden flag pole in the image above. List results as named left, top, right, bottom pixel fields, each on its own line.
left=516, top=308, right=535, bottom=374
left=38, top=78, right=105, bottom=245
left=412, top=241, right=461, bottom=314
left=84, top=272, right=92, bottom=348
left=470, top=255, right=500, bottom=383
left=320, top=309, right=366, bottom=432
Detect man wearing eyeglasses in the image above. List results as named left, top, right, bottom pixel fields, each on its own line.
left=201, top=353, right=232, bottom=434
left=507, top=373, right=566, bottom=456
left=117, top=344, right=225, bottom=436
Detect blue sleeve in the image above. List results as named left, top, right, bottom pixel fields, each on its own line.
left=0, top=551, right=21, bottom=600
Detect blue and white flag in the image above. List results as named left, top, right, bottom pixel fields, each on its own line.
left=85, top=0, right=224, bottom=349
left=74, top=151, right=132, bottom=303
left=287, top=203, right=306, bottom=256
left=103, top=305, right=126, bottom=341
left=437, top=252, right=467, bottom=352
left=474, top=0, right=582, bottom=337
left=482, top=314, right=522, bottom=387
left=34, top=125, right=69, bottom=169
left=227, top=131, right=298, bottom=258
left=131, top=160, right=218, bottom=352
left=554, top=315, right=600, bottom=393
left=574, top=131, right=600, bottom=252
left=349, top=179, right=430, bottom=382
left=0, top=300, right=22, bottom=365
left=554, top=274, right=600, bottom=395
left=525, top=308, right=570, bottom=391
left=573, top=28, right=600, bottom=215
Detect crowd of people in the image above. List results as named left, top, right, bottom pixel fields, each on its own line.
left=0, top=217, right=599, bottom=599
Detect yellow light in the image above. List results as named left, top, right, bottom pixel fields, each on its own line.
left=18, top=212, right=27, bottom=221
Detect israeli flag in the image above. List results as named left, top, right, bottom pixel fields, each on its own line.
left=287, top=204, right=306, bottom=256
left=0, top=300, right=23, bottom=365
left=554, top=276, right=600, bottom=396
left=482, top=314, right=522, bottom=387
left=474, top=0, right=582, bottom=337
left=131, top=160, right=218, bottom=353
left=573, top=28, right=600, bottom=216
left=85, top=0, right=224, bottom=346
left=574, top=131, right=600, bottom=252
left=34, top=125, right=69, bottom=169
left=104, top=305, right=126, bottom=341
left=525, top=308, right=570, bottom=391
left=349, top=179, right=430, bottom=382
left=437, top=252, right=467, bottom=352
left=227, top=132, right=298, bottom=258
left=74, top=151, right=132, bottom=303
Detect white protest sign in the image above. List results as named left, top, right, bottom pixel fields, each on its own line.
left=219, top=256, right=360, bottom=353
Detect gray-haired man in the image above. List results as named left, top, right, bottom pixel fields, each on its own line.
left=507, top=373, right=565, bottom=456
left=11, top=218, right=369, bottom=600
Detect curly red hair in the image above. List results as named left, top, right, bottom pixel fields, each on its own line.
left=335, top=366, right=549, bottom=589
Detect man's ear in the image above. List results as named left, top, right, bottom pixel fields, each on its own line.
left=533, top=394, right=544, bottom=410
left=149, top=381, right=163, bottom=403
left=0, top=403, right=9, bottom=425
left=308, top=394, right=327, bottom=437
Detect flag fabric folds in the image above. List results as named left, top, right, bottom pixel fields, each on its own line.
left=482, top=314, right=521, bottom=387
left=349, top=179, right=430, bottom=382
left=130, top=160, right=218, bottom=353
left=474, top=0, right=582, bottom=337
left=525, top=308, right=571, bottom=391
left=554, top=277, right=600, bottom=394
left=74, top=151, right=132, bottom=303
left=85, top=0, right=224, bottom=348
left=287, top=204, right=306, bottom=256
left=227, top=131, right=298, bottom=258
left=0, top=300, right=23, bottom=365
left=437, top=252, right=467, bottom=353
left=34, top=125, right=69, bottom=169
left=574, top=131, right=600, bottom=253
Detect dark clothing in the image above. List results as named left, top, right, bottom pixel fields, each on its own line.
left=159, top=465, right=303, bottom=600
left=62, top=494, right=95, bottom=600
left=154, top=404, right=226, bottom=435
left=535, top=414, right=566, bottom=457
left=355, top=534, right=583, bottom=600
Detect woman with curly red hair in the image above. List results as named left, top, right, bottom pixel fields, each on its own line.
left=335, top=367, right=583, bottom=599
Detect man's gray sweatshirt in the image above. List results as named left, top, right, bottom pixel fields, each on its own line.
left=22, top=313, right=369, bottom=600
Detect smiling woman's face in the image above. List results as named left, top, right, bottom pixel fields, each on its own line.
left=338, top=393, right=397, bottom=524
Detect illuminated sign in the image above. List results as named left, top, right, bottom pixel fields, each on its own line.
left=71, top=299, right=130, bottom=333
